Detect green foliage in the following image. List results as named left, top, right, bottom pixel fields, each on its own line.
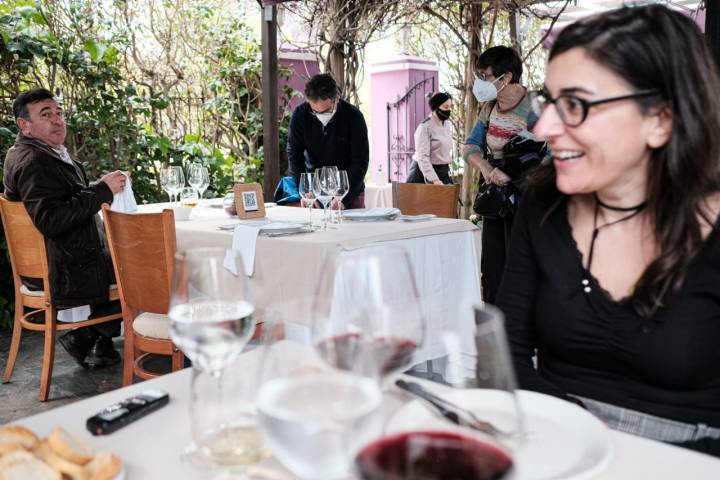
left=0, top=0, right=288, bottom=329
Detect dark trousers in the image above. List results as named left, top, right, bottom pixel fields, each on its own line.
left=480, top=214, right=514, bottom=304
left=405, top=162, right=453, bottom=185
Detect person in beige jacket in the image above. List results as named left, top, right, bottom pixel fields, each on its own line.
left=405, top=92, right=454, bottom=185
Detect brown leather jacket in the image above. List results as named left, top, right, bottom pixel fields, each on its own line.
left=2, top=134, right=114, bottom=306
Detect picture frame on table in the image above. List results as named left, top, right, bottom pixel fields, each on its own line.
left=233, top=183, right=266, bottom=219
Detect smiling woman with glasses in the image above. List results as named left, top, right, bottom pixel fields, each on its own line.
left=496, top=5, right=720, bottom=458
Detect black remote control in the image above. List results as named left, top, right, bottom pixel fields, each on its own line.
left=86, top=389, right=169, bottom=436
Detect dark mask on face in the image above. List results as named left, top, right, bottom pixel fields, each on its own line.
left=436, top=109, right=451, bottom=121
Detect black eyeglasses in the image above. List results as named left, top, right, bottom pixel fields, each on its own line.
left=529, top=89, right=661, bottom=127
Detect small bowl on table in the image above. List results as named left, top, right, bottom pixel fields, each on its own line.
left=171, top=205, right=193, bottom=221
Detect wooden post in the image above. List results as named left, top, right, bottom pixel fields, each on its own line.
left=261, top=4, right=280, bottom=201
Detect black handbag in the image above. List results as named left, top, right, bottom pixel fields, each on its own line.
left=472, top=182, right=517, bottom=219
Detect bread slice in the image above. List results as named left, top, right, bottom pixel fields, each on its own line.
left=0, top=450, right=36, bottom=468
left=0, top=425, right=39, bottom=451
left=47, top=427, right=94, bottom=465
left=35, top=440, right=88, bottom=480
left=0, top=444, right=26, bottom=456
left=85, top=451, right=122, bottom=480
left=0, top=454, right=61, bottom=480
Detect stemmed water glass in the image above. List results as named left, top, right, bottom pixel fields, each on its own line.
left=311, top=244, right=425, bottom=384
left=168, top=248, right=265, bottom=468
left=160, top=167, right=181, bottom=204
left=161, top=166, right=185, bottom=205
left=298, top=172, right=316, bottom=228
left=312, top=167, right=337, bottom=231
left=188, top=164, right=210, bottom=203
left=333, top=170, right=350, bottom=224
left=256, top=305, right=383, bottom=480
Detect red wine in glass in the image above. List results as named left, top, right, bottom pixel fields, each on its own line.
left=355, top=430, right=513, bottom=480
left=316, top=333, right=417, bottom=376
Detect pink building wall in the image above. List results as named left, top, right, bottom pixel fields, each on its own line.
left=370, top=56, right=439, bottom=183
left=278, top=48, right=320, bottom=111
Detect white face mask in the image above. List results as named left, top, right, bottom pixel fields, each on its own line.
left=312, top=99, right=337, bottom=127
left=472, top=74, right=506, bottom=102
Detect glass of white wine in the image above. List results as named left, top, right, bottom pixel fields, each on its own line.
left=168, top=248, right=267, bottom=469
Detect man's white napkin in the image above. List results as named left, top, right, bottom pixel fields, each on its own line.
left=110, top=173, right=138, bottom=212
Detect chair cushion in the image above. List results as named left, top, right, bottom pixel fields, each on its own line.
left=19, top=284, right=117, bottom=298
left=19, top=285, right=44, bottom=297
left=133, top=312, right=171, bottom=340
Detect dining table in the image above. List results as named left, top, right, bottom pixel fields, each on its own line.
left=137, top=201, right=483, bottom=381
left=14, top=364, right=720, bottom=480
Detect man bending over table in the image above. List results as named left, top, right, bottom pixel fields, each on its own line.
left=2, top=88, right=127, bottom=367
left=287, top=73, right=369, bottom=209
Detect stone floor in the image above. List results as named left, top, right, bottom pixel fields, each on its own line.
left=0, top=329, right=125, bottom=423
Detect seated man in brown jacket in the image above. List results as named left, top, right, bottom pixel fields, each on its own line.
left=2, top=88, right=127, bottom=367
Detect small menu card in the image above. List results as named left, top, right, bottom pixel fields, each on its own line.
left=233, top=183, right=266, bottom=219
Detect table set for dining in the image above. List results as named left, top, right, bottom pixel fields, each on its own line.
left=11, top=198, right=720, bottom=479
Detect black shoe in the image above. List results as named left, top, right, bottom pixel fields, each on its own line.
left=58, top=329, right=97, bottom=367
left=85, top=336, right=121, bottom=368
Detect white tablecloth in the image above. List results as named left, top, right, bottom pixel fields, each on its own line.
left=16, top=368, right=720, bottom=479
left=138, top=203, right=482, bottom=376
left=364, top=183, right=392, bottom=208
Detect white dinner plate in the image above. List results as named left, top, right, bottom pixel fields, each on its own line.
left=398, top=214, right=436, bottom=222
left=259, top=222, right=305, bottom=235
left=386, top=388, right=613, bottom=480
left=343, top=208, right=400, bottom=221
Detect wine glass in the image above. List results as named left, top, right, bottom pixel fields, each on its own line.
left=312, top=244, right=425, bottom=384
left=256, top=307, right=383, bottom=480
left=298, top=172, right=316, bottom=228
left=333, top=170, right=350, bottom=224
left=353, top=304, right=520, bottom=480
left=168, top=248, right=265, bottom=468
left=188, top=164, right=210, bottom=203
left=435, top=302, right=525, bottom=446
left=312, top=167, right=337, bottom=231
left=160, top=167, right=179, bottom=204
left=165, top=165, right=185, bottom=205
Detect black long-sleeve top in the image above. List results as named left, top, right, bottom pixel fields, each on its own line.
left=287, top=99, right=369, bottom=207
left=497, top=185, right=720, bottom=457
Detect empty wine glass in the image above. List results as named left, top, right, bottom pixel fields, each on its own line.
left=256, top=308, right=383, bottom=480
left=298, top=172, right=316, bottom=228
left=333, top=170, right=350, bottom=224
left=437, top=302, right=525, bottom=448
left=188, top=164, right=210, bottom=203
left=160, top=167, right=180, bottom=204
left=312, top=244, right=425, bottom=385
left=168, top=248, right=265, bottom=468
left=163, top=165, right=185, bottom=205
left=312, top=167, right=337, bottom=231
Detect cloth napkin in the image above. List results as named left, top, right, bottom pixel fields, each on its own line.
left=224, top=224, right=263, bottom=276
left=110, top=173, right=138, bottom=213
left=346, top=207, right=401, bottom=218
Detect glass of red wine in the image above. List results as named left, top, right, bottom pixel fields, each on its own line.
left=311, top=244, right=426, bottom=384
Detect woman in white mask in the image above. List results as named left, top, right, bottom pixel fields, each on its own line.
left=462, top=46, right=540, bottom=304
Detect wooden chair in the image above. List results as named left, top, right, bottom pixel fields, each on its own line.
left=0, top=195, right=122, bottom=401
left=102, top=205, right=185, bottom=385
left=391, top=182, right=461, bottom=218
